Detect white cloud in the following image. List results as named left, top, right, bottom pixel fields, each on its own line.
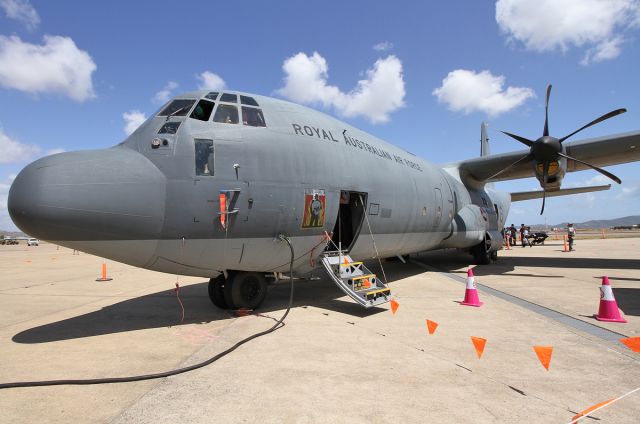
left=0, top=174, right=17, bottom=231
left=0, top=128, right=40, bottom=164
left=621, top=183, right=640, bottom=197
left=0, top=128, right=65, bottom=164
left=0, top=35, right=97, bottom=101
left=153, top=81, right=178, bottom=105
left=0, top=0, right=40, bottom=30
left=277, top=52, right=405, bottom=123
left=581, top=36, right=624, bottom=65
left=432, top=69, right=534, bottom=117
left=123, top=110, right=147, bottom=136
left=197, top=71, right=226, bottom=91
left=496, top=0, right=640, bottom=64
left=373, top=41, right=393, bottom=51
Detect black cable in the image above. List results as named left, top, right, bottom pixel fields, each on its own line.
left=0, top=235, right=296, bottom=389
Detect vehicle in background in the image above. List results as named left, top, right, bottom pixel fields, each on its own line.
left=1, top=236, right=19, bottom=245
left=27, top=238, right=39, bottom=246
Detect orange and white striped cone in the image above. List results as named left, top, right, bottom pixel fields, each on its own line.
left=460, top=267, right=483, bottom=307
left=595, top=276, right=626, bottom=323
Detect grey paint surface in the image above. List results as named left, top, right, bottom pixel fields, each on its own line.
left=7, top=90, right=639, bottom=278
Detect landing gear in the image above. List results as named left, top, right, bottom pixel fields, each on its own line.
left=208, top=271, right=268, bottom=310
left=208, top=274, right=228, bottom=309
left=471, top=237, right=496, bottom=265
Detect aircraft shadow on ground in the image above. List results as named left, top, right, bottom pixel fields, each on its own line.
left=12, top=263, right=421, bottom=344
left=613, top=288, right=640, bottom=317
left=414, top=249, right=640, bottom=276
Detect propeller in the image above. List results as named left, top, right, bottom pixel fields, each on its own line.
left=497, top=84, right=625, bottom=214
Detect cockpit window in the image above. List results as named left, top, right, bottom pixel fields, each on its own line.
left=240, top=95, right=259, bottom=107
left=157, top=99, right=196, bottom=117
left=158, top=121, right=181, bottom=134
left=204, top=92, right=219, bottom=101
left=213, top=104, right=239, bottom=124
left=241, top=106, right=266, bottom=127
left=190, top=99, right=215, bottom=121
left=220, top=93, right=238, bottom=103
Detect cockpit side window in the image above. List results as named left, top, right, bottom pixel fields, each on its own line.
left=189, top=99, right=215, bottom=121
left=213, top=104, right=239, bottom=124
left=241, top=106, right=266, bottom=127
left=157, top=99, right=196, bottom=117
left=195, top=139, right=214, bottom=176
left=205, top=92, right=219, bottom=100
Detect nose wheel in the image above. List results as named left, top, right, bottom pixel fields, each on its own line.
left=208, top=271, right=268, bottom=310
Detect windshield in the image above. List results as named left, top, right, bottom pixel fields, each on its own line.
left=157, top=99, right=196, bottom=117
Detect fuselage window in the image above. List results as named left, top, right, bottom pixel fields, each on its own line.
left=220, top=93, right=238, bottom=103
left=195, top=139, right=214, bottom=176
left=240, top=95, right=259, bottom=106
left=205, top=92, right=219, bottom=101
left=190, top=99, right=215, bottom=121
left=241, top=106, right=266, bottom=127
left=157, top=99, right=196, bottom=117
left=213, top=104, right=239, bottom=124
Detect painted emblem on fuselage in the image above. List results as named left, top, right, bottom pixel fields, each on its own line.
left=302, top=189, right=326, bottom=228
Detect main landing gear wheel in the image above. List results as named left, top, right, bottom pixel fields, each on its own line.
left=471, top=238, right=493, bottom=265
left=223, top=272, right=268, bottom=310
left=208, top=274, right=228, bottom=309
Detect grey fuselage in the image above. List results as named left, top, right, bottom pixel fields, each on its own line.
left=8, top=90, right=509, bottom=277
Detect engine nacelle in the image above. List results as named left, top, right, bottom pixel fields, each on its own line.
left=533, top=157, right=566, bottom=191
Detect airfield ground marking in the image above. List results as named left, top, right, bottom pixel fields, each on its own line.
left=409, top=259, right=630, bottom=346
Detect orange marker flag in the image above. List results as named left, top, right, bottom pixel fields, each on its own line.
left=533, top=346, right=553, bottom=370
left=619, top=336, right=640, bottom=353
left=426, top=319, right=438, bottom=335
left=343, top=257, right=349, bottom=265
left=363, top=278, right=371, bottom=289
left=571, top=399, right=615, bottom=423
left=471, top=336, right=486, bottom=359
left=390, top=299, right=399, bottom=315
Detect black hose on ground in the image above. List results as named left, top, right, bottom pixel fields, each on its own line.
left=0, top=235, right=296, bottom=389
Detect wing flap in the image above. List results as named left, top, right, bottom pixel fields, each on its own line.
left=511, top=185, right=611, bottom=202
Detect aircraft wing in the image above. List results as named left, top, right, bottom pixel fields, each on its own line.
left=511, top=185, right=611, bottom=202
left=452, top=130, right=640, bottom=184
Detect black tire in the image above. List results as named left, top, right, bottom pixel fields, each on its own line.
left=471, top=240, right=491, bottom=265
left=208, top=274, right=229, bottom=309
left=224, top=272, right=268, bottom=310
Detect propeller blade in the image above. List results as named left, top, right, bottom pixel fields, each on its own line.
left=559, top=108, right=627, bottom=143
left=486, top=153, right=531, bottom=181
left=540, top=161, right=549, bottom=215
left=501, top=131, right=534, bottom=147
left=557, top=152, right=622, bottom=184
left=543, top=84, right=552, bottom=137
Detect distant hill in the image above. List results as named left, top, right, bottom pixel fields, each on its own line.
left=536, top=215, right=640, bottom=229
left=1, top=230, right=26, bottom=237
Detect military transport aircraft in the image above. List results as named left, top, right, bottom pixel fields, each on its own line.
left=7, top=85, right=640, bottom=311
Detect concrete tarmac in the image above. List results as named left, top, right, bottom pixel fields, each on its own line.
left=0, top=238, right=638, bottom=423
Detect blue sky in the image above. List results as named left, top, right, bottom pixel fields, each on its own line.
left=1, top=0, right=639, bottom=231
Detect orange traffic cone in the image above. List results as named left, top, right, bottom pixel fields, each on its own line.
left=96, top=260, right=113, bottom=282
left=595, top=276, right=626, bottom=323
left=562, top=235, right=569, bottom=252
left=460, top=267, right=483, bottom=307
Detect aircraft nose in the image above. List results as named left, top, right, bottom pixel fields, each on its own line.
left=8, top=148, right=166, bottom=257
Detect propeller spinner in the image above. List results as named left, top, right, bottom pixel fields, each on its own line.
left=492, top=84, right=625, bottom=214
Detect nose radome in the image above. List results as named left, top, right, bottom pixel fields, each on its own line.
left=8, top=147, right=167, bottom=249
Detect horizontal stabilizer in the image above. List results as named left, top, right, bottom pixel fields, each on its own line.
left=511, top=185, right=611, bottom=202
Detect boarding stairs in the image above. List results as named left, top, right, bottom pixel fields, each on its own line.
left=321, top=252, right=391, bottom=308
